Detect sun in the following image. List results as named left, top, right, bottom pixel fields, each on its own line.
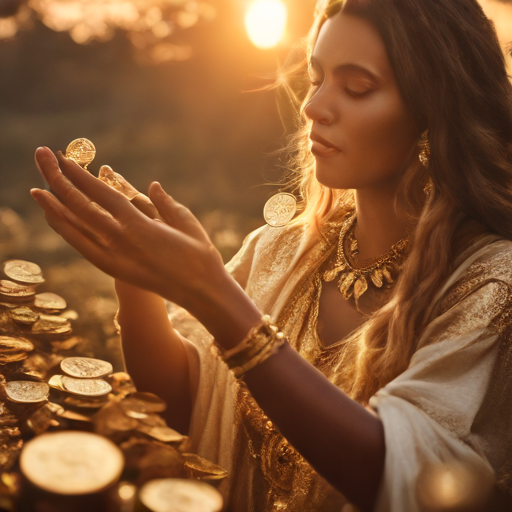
left=245, top=0, right=288, bottom=50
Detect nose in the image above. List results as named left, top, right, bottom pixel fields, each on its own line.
left=304, top=88, right=335, bottom=126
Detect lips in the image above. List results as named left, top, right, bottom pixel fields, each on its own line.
left=310, top=133, right=341, bottom=157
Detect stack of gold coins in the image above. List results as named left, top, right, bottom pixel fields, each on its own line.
left=0, top=253, right=227, bottom=512
left=49, top=357, right=114, bottom=402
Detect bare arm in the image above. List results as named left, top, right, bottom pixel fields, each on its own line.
left=115, top=280, right=198, bottom=434
left=32, top=147, right=384, bottom=512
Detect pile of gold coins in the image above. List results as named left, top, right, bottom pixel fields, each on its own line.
left=0, top=259, right=226, bottom=512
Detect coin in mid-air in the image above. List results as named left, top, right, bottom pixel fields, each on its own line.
left=34, top=292, right=67, bottom=311
left=0, top=280, right=36, bottom=300
left=139, top=479, right=223, bottom=512
left=263, top=193, right=297, bottom=227
left=61, top=357, right=113, bottom=379
left=3, top=261, right=44, bottom=285
left=19, top=431, right=124, bottom=495
left=61, top=375, right=112, bottom=397
left=65, top=138, right=96, bottom=169
left=5, top=381, right=50, bottom=404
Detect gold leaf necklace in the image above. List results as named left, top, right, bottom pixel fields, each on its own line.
left=322, top=211, right=411, bottom=301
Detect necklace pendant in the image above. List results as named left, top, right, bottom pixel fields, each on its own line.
left=338, top=272, right=356, bottom=299
left=323, top=269, right=339, bottom=282
left=370, top=269, right=384, bottom=288
left=353, top=276, right=368, bottom=300
left=382, top=267, right=394, bottom=284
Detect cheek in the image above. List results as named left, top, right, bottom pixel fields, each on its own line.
left=347, top=93, right=418, bottom=170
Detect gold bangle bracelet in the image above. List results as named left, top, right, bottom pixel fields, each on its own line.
left=219, top=315, right=287, bottom=379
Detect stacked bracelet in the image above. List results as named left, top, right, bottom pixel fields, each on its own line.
left=219, top=315, right=287, bottom=379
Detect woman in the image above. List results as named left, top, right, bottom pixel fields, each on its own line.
left=31, top=0, right=512, bottom=510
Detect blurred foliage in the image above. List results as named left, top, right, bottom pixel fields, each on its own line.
left=0, top=0, right=316, bottom=366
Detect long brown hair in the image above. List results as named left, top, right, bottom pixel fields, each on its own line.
left=281, top=0, right=512, bottom=402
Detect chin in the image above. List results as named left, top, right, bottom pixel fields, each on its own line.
left=315, top=164, right=356, bottom=190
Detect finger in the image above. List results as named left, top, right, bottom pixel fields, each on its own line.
left=98, top=165, right=139, bottom=200
left=41, top=148, right=137, bottom=221
left=31, top=188, right=117, bottom=248
left=30, top=189, right=121, bottom=276
left=34, top=146, right=61, bottom=189
left=148, top=182, right=210, bottom=242
left=34, top=149, right=121, bottom=238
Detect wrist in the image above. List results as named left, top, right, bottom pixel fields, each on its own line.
left=184, top=267, right=262, bottom=350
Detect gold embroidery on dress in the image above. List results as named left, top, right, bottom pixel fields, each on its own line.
left=233, top=213, right=356, bottom=511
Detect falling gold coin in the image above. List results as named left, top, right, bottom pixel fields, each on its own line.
left=139, top=479, right=223, bottom=512
left=20, top=431, right=124, bottom=495
left=5, top=381, right=50, bottom=404
left=61, top=357, right=113, bottom=379
left=3, top=261, right=44, bottom=286
left=61, top=375, right=112, bottom=397
left=34, top=292, right=67, bottom=311
left=65, top=138, right=96, bottom=169
left=263, top=193, right=297, bottom=227
left=0, top=280, right=36, bottom=300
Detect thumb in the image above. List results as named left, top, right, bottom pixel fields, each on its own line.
left=148, top=182, right=210, bottom=242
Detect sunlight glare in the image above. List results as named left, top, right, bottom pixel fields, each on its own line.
left=245, top=0, right=287, bottom=49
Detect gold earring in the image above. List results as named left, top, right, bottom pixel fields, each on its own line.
left=419, top=131, right=430, bottom=168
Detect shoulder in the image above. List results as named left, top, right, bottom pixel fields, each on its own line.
left=438, top=238, right=512, bottom=317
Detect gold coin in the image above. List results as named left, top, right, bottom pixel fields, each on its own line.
left=0, top=336, right=34, bottom=364
left=65, top=138, right=96, bottom=169
left=0, top=280, right=36, bottom=300
left=48, top=374, right=65, bottom=391
left=64, top=395, right=108, bottom=409
left=20, top=431, right=124, bottom=495
left=182, top=453, right=228, bottom=481
left=31, top=315, right=72, bottom=336
left=5, top=381, right=50, bottom=404
left=123, top=392, right=167, bottom=413
left=139, top=479, right=223, bottom=512
left=50, top=336, right=81, bottom=351
left=34, top=292, right=67, bottom=311
left=137, top=424, right=185, bottom=444
left=60, top=357, right=113, bottom=379
left=61, top=375, right=112, bottom=397
left=263, top=193, right=297, bottom=227
left=107, top=372, right=137, bottom=397
left=26, top=402, right=64, bottom=435
left=3, top=261, right=44, bottom=285
left=10, top=307, right=39, bottom=325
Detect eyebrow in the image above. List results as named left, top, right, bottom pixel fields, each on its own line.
left=309, top=56, right=380, bottom=82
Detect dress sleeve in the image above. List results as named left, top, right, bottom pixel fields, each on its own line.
left=169, top=226, right=267, bottom=486
left=369, top=279, right=512, bottom=512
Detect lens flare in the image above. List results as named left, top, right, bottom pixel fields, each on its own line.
left=245, top=0, right=287, bottom=49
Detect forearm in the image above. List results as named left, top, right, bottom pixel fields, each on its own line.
left=116, top=281, right=194, bottom=433
left=244, top=344, right=385, bottom=512
left=185, top=275, right=385, bottom=512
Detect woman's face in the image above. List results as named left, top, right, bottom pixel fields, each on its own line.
left=305, top=13, right=420, bottom=191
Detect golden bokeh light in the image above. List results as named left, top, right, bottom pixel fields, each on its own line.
left=245, top=0, right=288, bottom=50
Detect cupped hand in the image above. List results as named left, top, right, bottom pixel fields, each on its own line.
left=31, top=147, right=226, bottom=312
